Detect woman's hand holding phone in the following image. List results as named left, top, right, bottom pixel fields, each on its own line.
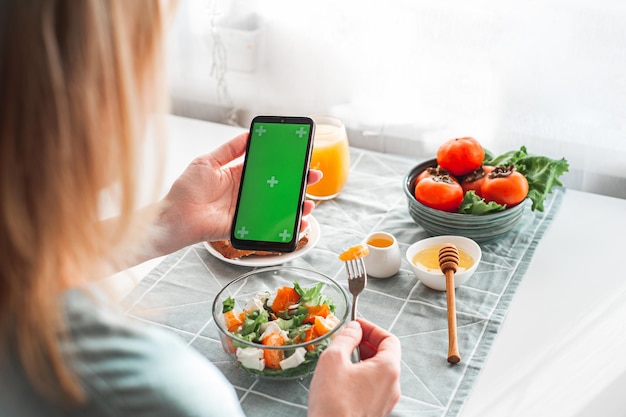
left=145, top=130, right=320, bottom=261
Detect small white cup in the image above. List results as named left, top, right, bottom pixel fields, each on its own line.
left=363, top=232, right=401, bottom=279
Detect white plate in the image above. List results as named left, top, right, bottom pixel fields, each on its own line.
left=203, top=216, right=320, bottom=267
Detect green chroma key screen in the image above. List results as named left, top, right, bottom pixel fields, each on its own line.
left=233, top=120, right=312, bottom=245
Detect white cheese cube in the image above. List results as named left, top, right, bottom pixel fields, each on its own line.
left=259, top=321, right=288, bottom=342
left=280, top=347, right=307, bottom=370
left=324, top=313, right=341, bottom=330
left=236, top=347, right=265, bottom=371
left=244, top=293, right=266, bottom=314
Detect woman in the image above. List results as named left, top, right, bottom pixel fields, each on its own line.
left=0, top=2, right=401, bottom=416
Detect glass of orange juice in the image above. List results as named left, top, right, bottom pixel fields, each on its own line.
left=306, top=115, right=350, bottom=200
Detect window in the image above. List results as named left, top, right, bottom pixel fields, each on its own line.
left=168, top=0, right=626, bottom=198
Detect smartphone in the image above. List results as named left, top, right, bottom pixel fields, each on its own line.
left=230, top=115, right=315, bottom=253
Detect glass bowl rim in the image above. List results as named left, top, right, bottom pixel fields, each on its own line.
left=211, top=266, right=350, bottom=350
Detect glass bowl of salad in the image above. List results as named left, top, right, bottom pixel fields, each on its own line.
left=212, top=266, right=350, bottom=380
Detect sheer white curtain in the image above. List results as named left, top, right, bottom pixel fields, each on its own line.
left=167, top=0, right=626, bottom=198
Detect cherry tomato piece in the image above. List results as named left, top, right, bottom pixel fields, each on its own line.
left=414, top=174, right=464, bottom=212
left=460, top=165, right=494, bottom=197
left=437, top=137, right=485, bottom=177
left=481, top=165, right=529, bottom=207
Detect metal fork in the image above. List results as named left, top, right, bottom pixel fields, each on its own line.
left=345, top=257, right=367, bottom=362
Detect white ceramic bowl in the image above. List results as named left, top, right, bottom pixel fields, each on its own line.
left=406, top=235, right=482, bottom=291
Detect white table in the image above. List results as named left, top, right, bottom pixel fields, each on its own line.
left=118, top=115, right=626, bottom=417
left=463, top=184, right=626, bottom=417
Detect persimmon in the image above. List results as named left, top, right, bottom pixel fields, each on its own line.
left=437, top=137, right=485, bottom=176
left=270, top=286, right=300, bottom=312
left=481, top=165, right=529, bottom=206
left=313, top=315, right=340, bottom=336
left=303, top=303, right=331, bottom=324
left=460, top=165, right=495, bottom=197
left=415, top=166, right=450, bottom=184
left=303, top=326, right=319, bottom=351
left=262, top=333, right=286, bottom=369
left=414, top=174, right=464, bottom=212
left=223, top=310, right=245, bottom=332
left=338, top=243, right=369, bottom=261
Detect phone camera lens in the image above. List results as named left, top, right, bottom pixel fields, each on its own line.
left=281, top=118, right=285, bottom=123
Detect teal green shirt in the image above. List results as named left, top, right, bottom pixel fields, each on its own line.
left=0, top=289, right=247, bottom=417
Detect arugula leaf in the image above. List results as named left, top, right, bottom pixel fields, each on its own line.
left=222, top=296, right=235, bottom=313
left=290, top=305, right=309, bottom=317
left=294, top=281, right=336, bottom=312
left=459, top=191, right=506, bottom=214
left=241, top=310, right=268, bottom=337
left=291, top=312, right=307, bottom=328
left=275, top=317, right=293, bottom=331
left=235, top=333, right=258, bottom=343
left=294, top=281, right=322, bottom=303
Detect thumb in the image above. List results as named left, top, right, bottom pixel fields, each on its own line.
left=328, top=320, right=362, bottom=354
left=307, top=169, right=323, bottom=185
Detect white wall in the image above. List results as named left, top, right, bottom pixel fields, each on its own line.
left=167, top=0, right=626, bottom=198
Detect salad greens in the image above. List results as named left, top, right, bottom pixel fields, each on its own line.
left=240, top=310, right=269, bottom=341
left=294, top=281, right=336, bottom=311
left=222, top=296, right=235, bottom=313
left=222, top=281, right=339, bottom=378
left=460, top=146, right=569, bottom=214
left=459, top=191, right=506, bottom=215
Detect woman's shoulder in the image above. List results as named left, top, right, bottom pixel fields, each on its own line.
left=63, top=288, right=246, bottom=417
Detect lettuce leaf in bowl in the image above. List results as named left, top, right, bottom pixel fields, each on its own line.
left=483, top=146, right=570, bottom=212
left=459, top=191, right=506, bottom=214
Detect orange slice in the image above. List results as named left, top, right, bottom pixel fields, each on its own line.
left=338, top=243, right=370, bottom=261
left=314, top=314, right=340, bottom=336
left=223, top=310, right=245, bottom=332
left=262, top=333, right=286, bottom=369
left=270, top=286, right=300, bottom=312
left=303, top=303, right=332, bottom=324
left=303, top=326, right=319, bottom=351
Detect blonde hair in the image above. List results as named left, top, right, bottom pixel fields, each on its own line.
left=0, top=0, right=171, bottom=404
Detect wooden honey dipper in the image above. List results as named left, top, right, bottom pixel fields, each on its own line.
left=439, top=243, right=461, bottom=364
